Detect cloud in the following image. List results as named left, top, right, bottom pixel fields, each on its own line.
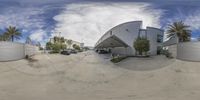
left=0, top=7, right=44, bottom=29
left=165, top=9, right=200, bottom=31
left=53, top=2, right=163, bottom=46
left=0, top=6, right=48, bottom=42
left=184, top=11, right=200, bottom=31
left=162, top=8, right=200, bottom=40
left=191, top=37, right=198, bottom=41
left=30, top=30, right=47, bottom=42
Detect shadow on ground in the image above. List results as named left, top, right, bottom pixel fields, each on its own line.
left=115, top=55, right=176, bottom=71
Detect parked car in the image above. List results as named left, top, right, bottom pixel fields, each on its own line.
left=70, top=49, right=77, bottom=54
left=60, top=50, right=70, bottom=55
left=98, top=50, right=109, bottom=54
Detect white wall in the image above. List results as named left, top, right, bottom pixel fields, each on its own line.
left=112, top=47, right=132, bottom=56
left=146, top=27, right=163, bottom=55
left=0, top=42, right=25, bottom=61
left=25, top=44, right=39, bottom=56
left=169, top=45, right=177, bottom=58
left=0, top=42, right=39, bottom=61
left=177, top=42, right=200, bottom=61
left=114, top=21, right=142, bottom=48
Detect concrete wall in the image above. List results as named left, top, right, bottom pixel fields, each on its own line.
left=112, top=47, right=132, bottom=56
left=166, top=44, right=177, bottom=58
left=146, top=27, right=164, bottom=55
left=0, top=42, right=25, bottom=61
left=25, top=44, right=39, bottom=56
left=177, top=42, right=200, bottom=61
left=0, top=42, right=39, bottom=61
left=114, top=21, right=142, bottom=55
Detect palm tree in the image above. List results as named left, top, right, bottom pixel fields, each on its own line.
left=4, top=26, right=22, bottom=42
left=67, top=39, right=72, bottom=49
left=0, top=35, right=3, bottom=41
left=60, top=37, right=65, bottom=43
left=166, top=21, right=191, bottom=42
left=0, top=34, right=9, bottom=41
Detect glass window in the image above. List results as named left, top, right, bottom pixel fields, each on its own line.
left=157, top=34, right=163, bottom=43
left=139, top=30, right=146, bottom=38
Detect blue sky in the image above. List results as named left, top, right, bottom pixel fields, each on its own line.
left=0, top=0, right=199, bottom=46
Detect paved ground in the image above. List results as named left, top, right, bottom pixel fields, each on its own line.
left=0, top=51, right=200, bottom=100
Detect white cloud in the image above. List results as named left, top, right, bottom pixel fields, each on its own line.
left=30, top=30, right=47, bottom=42
left=165, top=9, right=200, bottom=31
left=0, top=6, right=47, bottom=42
left=191, top=37, right=198, bottom=41
left=0, top=7, right=44, bottom=29
left=184, top=11, right=200, bottom=31
left=53, top=2, right=163, bottom=46
left=163, top=9, right=200, bottom=41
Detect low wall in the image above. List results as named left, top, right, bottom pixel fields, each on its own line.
left=0, top=42, right=39, bottom=61
left=177, top=42, right=200, bottom=61
left=168, top=45, right=177, bottom=58
left=112, top=47, right=133, bottom=56
left=25, top=44, right=39, bottom=56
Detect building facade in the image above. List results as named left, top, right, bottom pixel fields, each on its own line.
left=95, top=21, right=164, bottom=56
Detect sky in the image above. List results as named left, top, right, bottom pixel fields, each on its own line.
left=0, top=0, right=199, bottom=46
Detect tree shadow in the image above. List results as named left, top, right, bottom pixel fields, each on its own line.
left=115, top=55, right=175, bottom=71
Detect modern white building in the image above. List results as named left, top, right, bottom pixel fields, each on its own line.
left=95, top=21, right=164, bottom=56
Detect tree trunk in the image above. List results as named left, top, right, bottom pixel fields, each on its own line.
left=139, top=51, right=142, bottom=55
left=12, top=35, right=14, bottom=42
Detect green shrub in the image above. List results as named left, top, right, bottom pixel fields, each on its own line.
left=39, top=47, right=44, bottom=50
left=73, top=44, right=81, bottom=50
left=134, top=37, right=150, bottom=55
left=110, top=56, right=127, bottom=63
left=78, top=49, right=83, bottom=52
left=46, top=42, right=53, bottom=50
left=52, top=43, right=61, bottom=53
left=61, top=44, right=67, bottom=50
left=161, top=50, right=173, bottom=58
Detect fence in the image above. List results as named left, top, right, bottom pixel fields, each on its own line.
left=0, top=42, right=39, bottom=61
left=177, top=42, right=200, bottom=61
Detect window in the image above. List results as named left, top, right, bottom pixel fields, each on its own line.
left=157, top=34, right=163, bottom=43
left=157, top=46, right=162, bottom=55
left=110, top=31, right=112, bottom=35
left=139, top=30, right=146, bottom=38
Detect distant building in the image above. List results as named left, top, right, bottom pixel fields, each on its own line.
left=66, top=39, right=84, bottom=49
left=49, top=37, right=84, bottom=49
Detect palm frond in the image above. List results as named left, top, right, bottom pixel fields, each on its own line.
left=166, top=21, right=191, bottom=42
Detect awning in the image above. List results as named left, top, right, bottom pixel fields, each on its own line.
left=95, top=35, right=129, bottom=48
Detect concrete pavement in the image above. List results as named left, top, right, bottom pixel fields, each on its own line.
left=0, top=51, right=200, bottom=100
